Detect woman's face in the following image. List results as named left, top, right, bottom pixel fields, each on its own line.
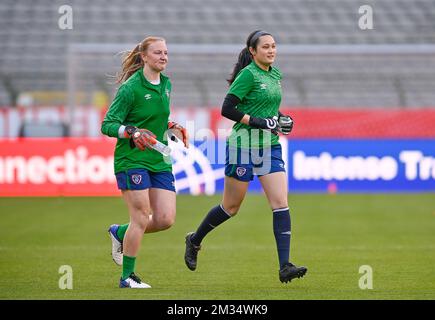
left=142, top=40, right=168, bottom=72
left=250, top=35, right=276, bottom=67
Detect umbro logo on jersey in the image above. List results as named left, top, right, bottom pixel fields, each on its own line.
left=144, top=94, right=152, bottom=100
left=166, top=89, right=170, bottom=98
left=260, top=84, right=267, bottom=90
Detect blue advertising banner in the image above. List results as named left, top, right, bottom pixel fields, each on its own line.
left=288, top=139, right=435, bottom=193
left=171, top=139, right=435, bottom=194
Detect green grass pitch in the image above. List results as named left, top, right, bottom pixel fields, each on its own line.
left=0, top=194, right=434, bottom=300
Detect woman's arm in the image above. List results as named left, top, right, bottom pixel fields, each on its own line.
left=220, top=93, right=278, bottom=130
left=101, top=85, right=134, bottom=138
left=221, top=94, right=244, bottom=122
left=220, top=94, right=251, bottom=125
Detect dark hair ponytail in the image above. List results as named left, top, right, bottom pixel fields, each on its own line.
left=227, top=30, right=271, bottom=85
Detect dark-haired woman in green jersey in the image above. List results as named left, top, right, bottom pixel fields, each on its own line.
left=184, top=31, right=307, bottom=284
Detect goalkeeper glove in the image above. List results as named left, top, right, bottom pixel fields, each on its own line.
left=248, top=116, right=280, bottom=135
left=168, top=121, right=189, bottom=148
left=277, top=114, right=294, bottom=135
left=124, top=125, right=156, bottom=151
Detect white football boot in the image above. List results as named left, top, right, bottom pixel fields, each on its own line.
left=119, top=273, right=151, bottom=288
left=108, top=224, right=123, bottom=266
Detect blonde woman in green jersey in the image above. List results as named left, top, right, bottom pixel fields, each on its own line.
left=102, top=36, right=188, bottom=288
left=184, top=31, right=307, bottom=283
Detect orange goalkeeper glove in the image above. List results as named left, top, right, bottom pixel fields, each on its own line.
left=124, top=126, right=157, bottom=151
left=168, top=121, right=189, bottom=148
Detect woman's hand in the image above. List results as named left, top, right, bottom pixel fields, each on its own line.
left=124, top=126, right=157, bottom=151
left=168, top=121, right=189, bottom=148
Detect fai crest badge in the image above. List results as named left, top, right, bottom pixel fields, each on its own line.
left=132, top=174, right=142, bottom=185
left=236, top=167, right=247, bottom=177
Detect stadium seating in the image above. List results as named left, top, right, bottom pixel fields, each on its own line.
left=0, top=0, right=434, bottom=108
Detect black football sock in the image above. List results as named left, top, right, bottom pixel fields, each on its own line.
left=191, top=204, right=232, bottom=246
left=273, top=207, right=291, bottom=268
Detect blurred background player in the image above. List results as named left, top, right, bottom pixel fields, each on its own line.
left=101, top=36, right=188, bottom=288
left=184, top=30, right=307, bottom=283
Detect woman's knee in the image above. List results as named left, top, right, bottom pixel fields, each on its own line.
left=270, top=199, right=288, bottom=211
left=131, top=217, right=148, bottom=232
left=222, top=203, right=241, bottom=216
left=154, top=211, right=176, bottom=230
left=130, top=207, right=151, bottom=231
left=222, top=177, right=248, bottom=216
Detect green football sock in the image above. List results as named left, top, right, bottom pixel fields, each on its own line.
left=116, top=223, right=129, bottom=241
left=121, top=255, right=136, bottom=280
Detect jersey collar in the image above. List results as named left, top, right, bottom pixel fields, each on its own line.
left=138, top=68, right=168, bottom=91
left=252, top=61, right=273, bottom=73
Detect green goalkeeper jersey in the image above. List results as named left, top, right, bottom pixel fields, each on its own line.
left=101, top=68, right=172, bottom=173
left=227, top=61, right=282, bottom=149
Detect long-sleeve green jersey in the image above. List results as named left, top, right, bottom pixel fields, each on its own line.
left=101, top=68, right=172, bottom=173
left=227, top=61, right=282, bottom=149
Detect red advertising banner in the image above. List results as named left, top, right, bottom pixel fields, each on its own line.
left=2, top=106, right=435, bottom=138
left=1, top=108, right=435, bottom=197
left=210, top=108, right=435, bottom=138
left=0, top=138, right=118, bottom=197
